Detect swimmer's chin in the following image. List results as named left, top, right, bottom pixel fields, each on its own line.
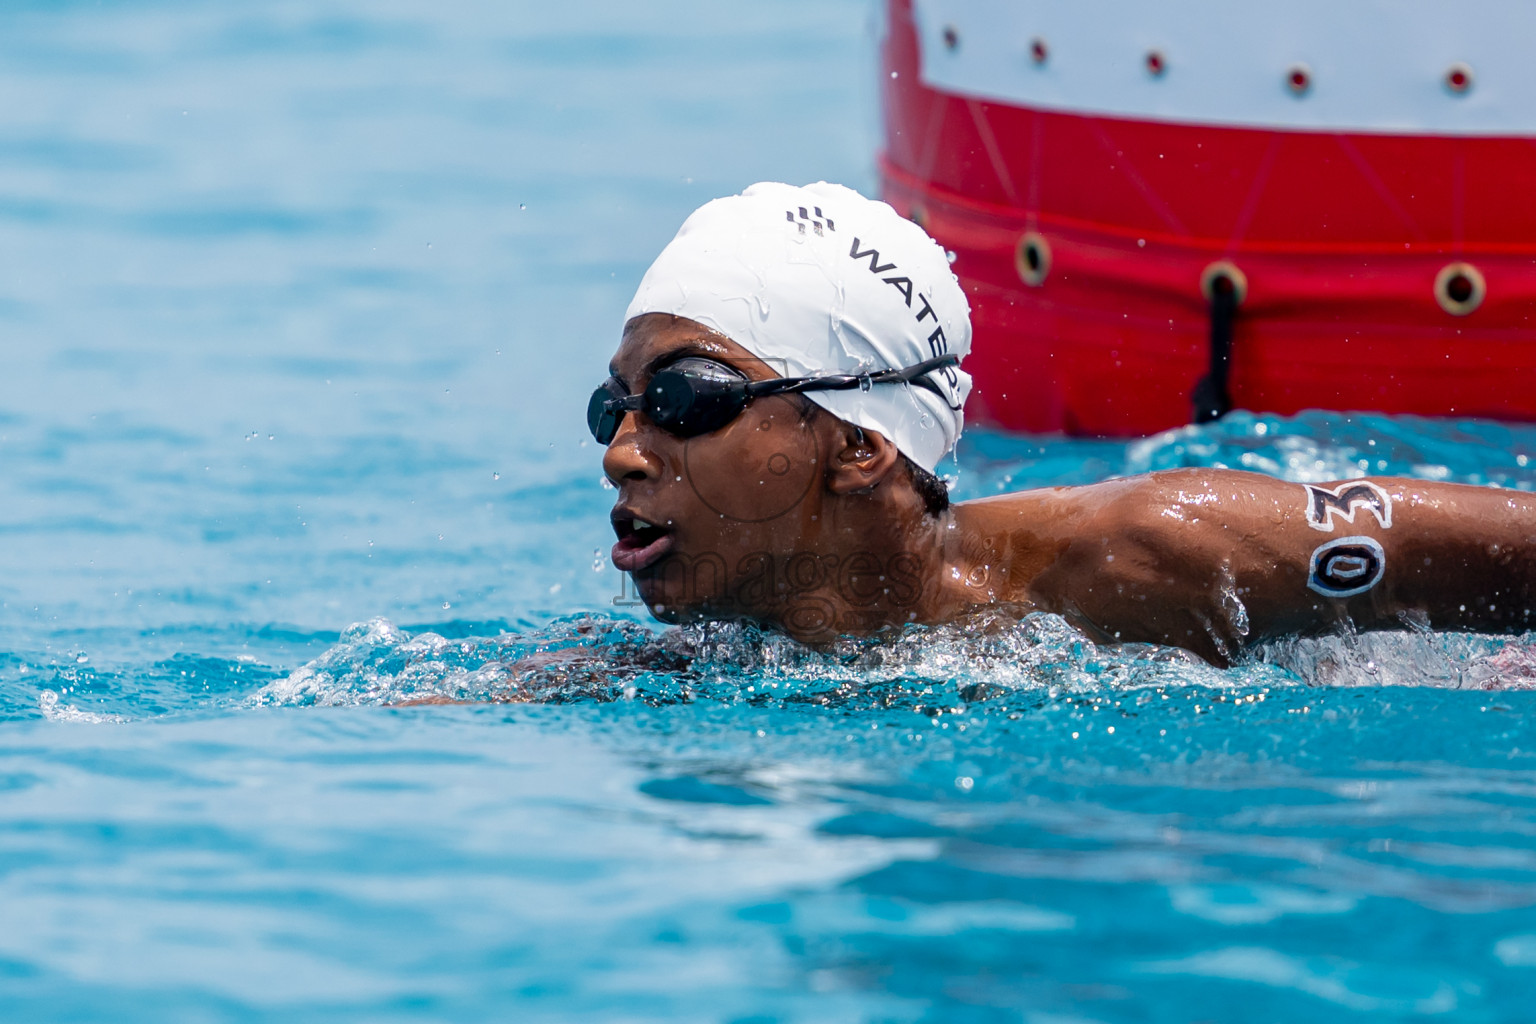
left=645, top=600, right=690, bottom=625
left=629, top=577, right=726, bottom=626
left=638, top=597, right=873, bottom=648
left=633, top=585, right=701, bottom=624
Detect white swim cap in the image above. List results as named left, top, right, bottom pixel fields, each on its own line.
left=624, top=181, right=972, bottom=473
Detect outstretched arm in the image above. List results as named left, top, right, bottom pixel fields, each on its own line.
left=1019, top=468, right=1536, bottom=664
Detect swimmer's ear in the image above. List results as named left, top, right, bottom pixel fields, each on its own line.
left=826, top=423, right=902, bottom=495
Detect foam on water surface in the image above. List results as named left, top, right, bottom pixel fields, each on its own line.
left=253, top=610, right=1536, bottom=714
left=0, top=0, right=1533, bottom=1019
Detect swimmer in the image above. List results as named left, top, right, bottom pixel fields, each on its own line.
left=594, top=182, right=1536, bottom=665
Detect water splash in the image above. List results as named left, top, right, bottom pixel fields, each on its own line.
left=1257, top=629, right=1536, bottom=689
left=252, top=615, right=667, bottom=707
left=38, top=689, right=129, bottom=724
left=251, top=610, right=1536, bottom=712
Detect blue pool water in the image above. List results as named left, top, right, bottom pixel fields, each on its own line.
left=1, top=2, right=1534, bottom=1021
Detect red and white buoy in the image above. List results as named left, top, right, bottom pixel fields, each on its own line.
left=880, top=0, right=1536, bottom=435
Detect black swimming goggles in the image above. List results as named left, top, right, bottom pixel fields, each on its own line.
left=587, top=353, right=959, bottom=445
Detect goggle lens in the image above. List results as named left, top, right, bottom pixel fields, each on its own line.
left=647, top=365, right=749, bottom=435
left=589, top=359, right=750, bottom=444
left=587, top=379, right=627, bottom=445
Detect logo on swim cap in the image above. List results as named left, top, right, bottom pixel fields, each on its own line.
left=846, top=235, right=963, bottom=412
left=785, top=206, right=835, bottom=236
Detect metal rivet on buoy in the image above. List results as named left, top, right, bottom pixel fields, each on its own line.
left=1445, top=62, right=1473, bottom=94
left=1015, top=231, right=1051, bottom=286
left=1200, top=261, right=1248, bottom=306
left=1435, top=261, right=1485, bottom=315
left=1030, top=37, right=1048, bottom=65
left=1145, top=50, right=1166, bottom=77
left=943, top=25, right=959, bottom=52
left=1285, top=64, right=1312, bottom=96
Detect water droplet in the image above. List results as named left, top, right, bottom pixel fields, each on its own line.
left=519, top=203, right=526, bottom=211
left=493, top=472, right=500, bottom=480
left=592, top=548, right=604, bottom=571
left=441, top=602, right=451, bottom=610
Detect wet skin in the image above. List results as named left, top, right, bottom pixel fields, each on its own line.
left=605, top=315, right=1536, bottom=664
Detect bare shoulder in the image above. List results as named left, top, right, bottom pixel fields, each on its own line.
left=950, top=475, right=1151, bottom=598
left=949, top=468, right=1300, bottom=602
left=956, top=468, right=1283, bottom=529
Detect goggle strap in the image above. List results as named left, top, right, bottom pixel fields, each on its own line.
left=746, top=353, right=959, bottom=399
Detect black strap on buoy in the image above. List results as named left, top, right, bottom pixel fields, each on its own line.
left=1191, top=272, right=1238, bottom=423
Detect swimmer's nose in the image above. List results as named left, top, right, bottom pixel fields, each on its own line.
left=601, top=416, right=662, bottom=485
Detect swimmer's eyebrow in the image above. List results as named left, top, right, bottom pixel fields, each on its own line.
left=644, top=344, right=726, bottom=376
left=609, top=342, right=740, bottom=385
left=605, top=340, right=743, bottom=388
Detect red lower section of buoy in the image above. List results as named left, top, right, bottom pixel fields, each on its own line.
left=882, top=0, right=1536, bottom=435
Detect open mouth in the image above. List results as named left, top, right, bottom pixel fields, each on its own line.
left=610, top=510, right=675, bottom=573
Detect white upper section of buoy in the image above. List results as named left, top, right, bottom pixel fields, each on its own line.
left=913, top=0, right=1536, bottom=135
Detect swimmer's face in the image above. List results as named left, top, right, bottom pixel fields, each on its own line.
left=601, top=313, right=834, bottom=622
